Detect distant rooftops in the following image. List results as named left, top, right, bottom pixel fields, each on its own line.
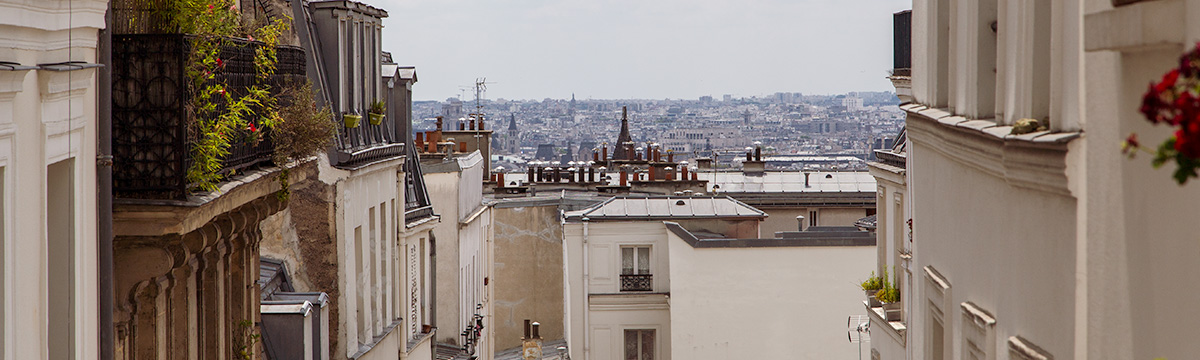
left=564, top=195, right=766, bottom=221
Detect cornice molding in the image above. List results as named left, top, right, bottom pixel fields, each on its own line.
left=904, top=105, right=1078, bottom=197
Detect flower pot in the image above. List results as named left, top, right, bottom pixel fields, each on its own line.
left=343, top=114, right=361, bottom=128
left=882, top=302, right=902, bottom=321
left=369, top=113, right=384, bottom=125
left=865, top=289, right=882, bottom=307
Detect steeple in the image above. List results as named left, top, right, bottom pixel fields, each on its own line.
left=613, top=106, right=633, bottom=160
left=508, top=113, right=518, bottom=131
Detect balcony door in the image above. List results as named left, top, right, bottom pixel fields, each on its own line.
left=620, top=246, right=652, bottom=292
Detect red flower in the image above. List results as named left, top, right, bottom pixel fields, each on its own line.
left=247, top=35, right=255, bottom=42
left=207, top=4, right=214, bottom=12
left=216, top=58, right=224, bottom=68
left=1126, top=133, right=1140, bottom=149
left=247, top=123, right=257, bottom=132
left=1157, top=69, right=1180, bottom=93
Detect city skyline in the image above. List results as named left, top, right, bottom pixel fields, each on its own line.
left=374, top=0, right=912, bottom=101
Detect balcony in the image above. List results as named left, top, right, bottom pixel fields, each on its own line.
left=111, top=34, right=306, bottom=200
left=620, top=274, right=653, bottom=292
left=332, top=111, right=405, bottom=168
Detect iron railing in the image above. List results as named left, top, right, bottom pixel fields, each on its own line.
left=111, top=34, right=306, bottom=200
left=620, top=274, right=653, bottom=292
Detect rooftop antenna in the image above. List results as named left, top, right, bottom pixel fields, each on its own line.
left=847, top=315, right=870, bottom=360
left=470, top=77, right=496, bottom=126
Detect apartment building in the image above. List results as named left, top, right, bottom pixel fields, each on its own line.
left=871, top=0, right=1200, bottom=359
left=562, top=196, right=875, bottom=360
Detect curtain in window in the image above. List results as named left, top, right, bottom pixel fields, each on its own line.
left=622, top=247, right=634, bottom=275
left=637, top=248, right=650, bottom=275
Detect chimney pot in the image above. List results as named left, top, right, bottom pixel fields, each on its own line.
left=532, top=322, right=541, bottom=339
left=524, top=319, right=531, bottom=339
left=797, top=215, right=806, bottom=231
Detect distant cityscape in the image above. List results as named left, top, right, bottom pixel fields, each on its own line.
left=414, top=91, right=904, bottom=171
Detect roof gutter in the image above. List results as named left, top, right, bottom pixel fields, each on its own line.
left=97, top=5, right=115, bottom=360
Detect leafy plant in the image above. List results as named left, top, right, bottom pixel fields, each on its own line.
left=272, top=81, right=336, bottom=200
left=369, top=99, right=386, bottom=115
left=875, top=268, right=900, bottom=304
left=172, top=0, right=292, bottom=192
left=234, top=319, right=261, bottom=360
left=860, top=271, right=883, bottom=291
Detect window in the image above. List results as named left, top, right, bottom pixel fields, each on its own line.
left=48, top=159, right=75, bottom=360
left=808, top=210, right=819, bottom=227
left=620, top=246, right=652, bottom=292
left=621, top=246, right=650, bottom=275
left=624, top=329, right=655, bottom=360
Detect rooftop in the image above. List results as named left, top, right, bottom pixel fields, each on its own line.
left=564, top=195, right=767, bottom=221
left=697, top=170, right=876, bottom=193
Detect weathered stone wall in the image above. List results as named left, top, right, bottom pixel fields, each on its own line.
left=492, top=204, right=565, bottom=351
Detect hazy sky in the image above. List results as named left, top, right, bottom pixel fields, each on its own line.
left=372, top=0, right=911, bottom=101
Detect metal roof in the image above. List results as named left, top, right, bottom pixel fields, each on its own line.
left=564, top=196, right=766, bottom=220
left=697, top=170, right=876, bottom=193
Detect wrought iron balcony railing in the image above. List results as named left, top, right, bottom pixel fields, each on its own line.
left=111, top=34, right=306, bottom=200
left=620, top=274, right=653, bottom=292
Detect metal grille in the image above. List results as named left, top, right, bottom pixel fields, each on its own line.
left=112, top=34, right=305, bottom=200
left=620, top=274, right=653, bottom=292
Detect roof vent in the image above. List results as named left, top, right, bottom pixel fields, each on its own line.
left=825, top=174, right=833, bottom=179
left=675, top=200, right=686, bottom=206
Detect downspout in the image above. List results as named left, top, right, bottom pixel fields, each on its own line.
left=97, top=5, right=115, bottom=360
left=581, top=217, right=590, bottom=360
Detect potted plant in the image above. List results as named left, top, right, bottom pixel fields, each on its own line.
left=875, top=269, right=901, bottom=321
left=369, top=100, right=386, bottom=125
left=860, top=270, right=883, bottom=307
left=343, top=111, right=361, bottom=128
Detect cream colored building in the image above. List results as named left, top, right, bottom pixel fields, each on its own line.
left=424, top=151, right=495, bottom=360
left=872, top=0, right=1200, bottom=359
left=0, top=1, right=104, bottom=358
left=698, top=170, right=878, bottom=236
left=563, top=196, right=876, bottom=360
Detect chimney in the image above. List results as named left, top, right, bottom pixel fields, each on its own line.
left=620, top=170, right=628, bottom=187
left=479, top=117, right=485, bottom=130
left=593, top=151, right=599, bottom=162
left=648, top=168, right=656, bottom=181
left=470, top=118, right=476, bottom=130
left=692, top=171, right=698, bottom=181
left=459, top=141, right=468, bottom=153
left=665, top=167, right=674, bottom=181
left=588, top=167, right=595, bottom=182
left=601, top=146, right=608, bottom=161
left=681, top=165, right=689, bottom=180
left=667, top=150, right=674, bottom=163
left=755, top=145, right=762, bottom=161
left=527, top=167, right=534, bottom=183
left=746, top=150, right=753, bottom=161
left=532, top=322, right=540, bottom=339
left=459, top=122, right=466, bottom=130
left=524, top=319, right=531, bottom=339
left=797, top=215, right=806, bottom=231
left=497, top=172, right=505, bottom=188
left=436, top=116, right=444, bottom=131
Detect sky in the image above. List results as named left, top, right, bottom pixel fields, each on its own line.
left=372, top=0, right=912, bottom=101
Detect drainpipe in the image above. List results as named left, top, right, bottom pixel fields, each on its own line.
left=581, top=217, right=590, bottom=360
left=98, top=5, right=115, bottom=360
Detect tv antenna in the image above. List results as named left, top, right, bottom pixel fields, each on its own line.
left=470, top=77, right=496, bottom=126
left=847, top=315, right=870, bottom=360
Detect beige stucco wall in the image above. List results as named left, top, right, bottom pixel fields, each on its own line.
left=493, top=204, right=565, bottom=351
left=427, top=170, right=462, bottom=345
left=760, top=207, right=872, bottom=236
left=666, top=230, right=874, bottom=360
left=0, top=1, right=105, bottom=358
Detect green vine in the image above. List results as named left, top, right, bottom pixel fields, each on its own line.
left=173, top=0, right=292, bottom=192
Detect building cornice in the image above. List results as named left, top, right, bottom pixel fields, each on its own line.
left=904, top=104, right=1079, bottom=197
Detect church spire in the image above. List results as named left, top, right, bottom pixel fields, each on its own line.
left=613, top=106, right=633, bottom=160
left=508, top=113, right=518, bottom=131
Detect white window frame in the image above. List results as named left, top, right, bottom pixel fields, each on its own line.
left=620, top=246, right=651, bottom=276
left=623, top=328, right=655, bottom=360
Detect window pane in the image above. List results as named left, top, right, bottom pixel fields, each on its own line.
left=622, top=248, right=634, bottom=275
left=637, top=248, right=650, bottom=275
left=624, top=330, right=638, bottom=360
left=641, top=330, right=655, bottom=360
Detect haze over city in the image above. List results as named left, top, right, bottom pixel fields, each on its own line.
left=374, top=0, right=913, bottom=101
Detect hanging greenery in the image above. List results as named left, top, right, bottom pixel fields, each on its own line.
left=173, top=0, right=292, bottom=192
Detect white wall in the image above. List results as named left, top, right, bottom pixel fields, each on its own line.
left=666, top=230, right=874, bottom=360
left=326, top=158, right=403, bottom=359
left=0, top=1, right=105, bottom=358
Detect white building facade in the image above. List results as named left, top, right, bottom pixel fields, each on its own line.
left=0, top=1, right=105, bottom=358
left=876, top=0, right=1200, bottom=359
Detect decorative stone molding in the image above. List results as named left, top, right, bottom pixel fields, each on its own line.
left=1008, top=335, right=1053, bottom=360
left=961, top=301, right=997, bottom=329
left=904, top=104, right=1078, bottom=197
